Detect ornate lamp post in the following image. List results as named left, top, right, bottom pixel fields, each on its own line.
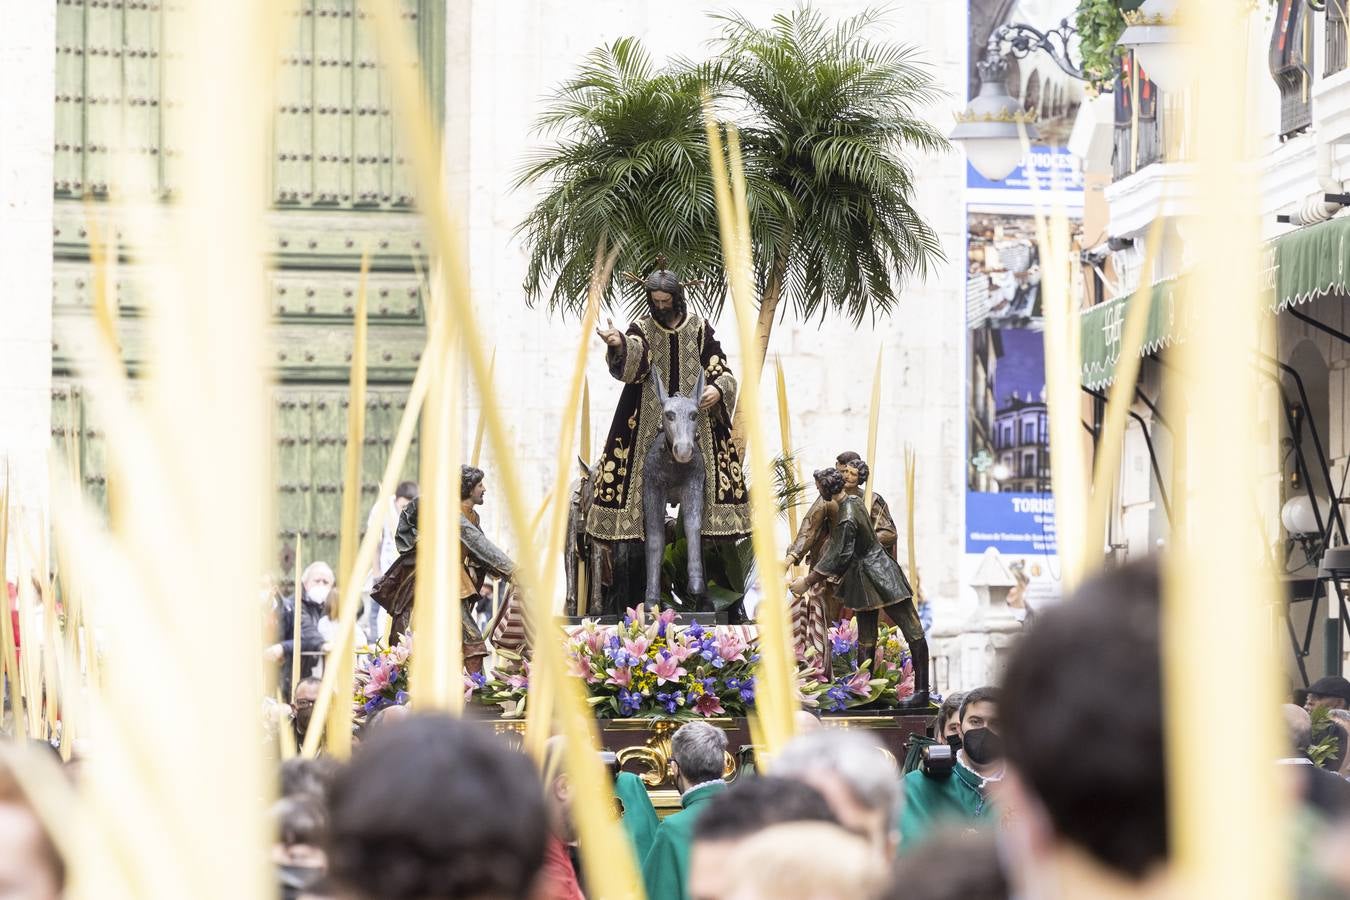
left=951, top=20, right=1098, bottom=182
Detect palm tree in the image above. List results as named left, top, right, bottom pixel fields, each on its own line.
left=711, top=6, right=948, bottom=370
left=516, top=6, right=947, bottom=371
left=514, top=37, right=789, bottom=318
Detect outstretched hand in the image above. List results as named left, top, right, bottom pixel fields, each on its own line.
left=596, top=318, right=624, bottom=349
left=698, top=385, right=721, bottom=410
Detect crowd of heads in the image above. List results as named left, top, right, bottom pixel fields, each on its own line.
left=8, top=555, right=1350, bottom=898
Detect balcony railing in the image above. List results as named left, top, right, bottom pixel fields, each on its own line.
left=1113, top=115, right=1162, bottom=181
left=1328, top=2, right=1348, bottom=77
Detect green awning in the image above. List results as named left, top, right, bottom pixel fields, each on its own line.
left=1269, top=213, right=1350, bottom=311
left=1078, top=215, right=1350, bottom=388
left=1080, top=278, right=1186, bottom=390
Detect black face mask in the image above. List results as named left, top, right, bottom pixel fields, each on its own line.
left=294, top=705, right=314, bottom=737
left=946, top=733, right=963, bottom=752
left=277, top=863, right=323, bottom=891
left=961, top=727, right=1004, bottom=765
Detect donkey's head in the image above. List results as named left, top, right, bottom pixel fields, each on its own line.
left=650, top=368, right=704, bottom=464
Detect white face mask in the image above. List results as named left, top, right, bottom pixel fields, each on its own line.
left=306, top=584, right=332, bottom=605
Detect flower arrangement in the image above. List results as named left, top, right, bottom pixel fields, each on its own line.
left=482, top=607, right=763, bottom=720
left=352, top=633, right=411, bottom=719
left=361, top=611, right=925, bottom=721
left=803, top=619, right=917, bottom=712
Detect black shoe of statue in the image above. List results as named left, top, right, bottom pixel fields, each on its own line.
left=894, top=689, right=931, bottom=710
left=896, top=638, right=932, bottom=710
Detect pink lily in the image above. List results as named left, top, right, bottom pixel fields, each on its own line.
left=623, top=635, right=650, bottom=659
left=714, top=632, right=747, bottom=663
left=829, top=618, right=859, bottom=645
left=896, top=674, right=916, bottom=701
left=605, top=666, right=632, bottom=688
left=695, top=693, right=725, bottom=717
left=647, top=652, right=687, bottom=685
left=363, top=660, right=398, bottom=698
left=390, top=635, right=413, bottom=664
left=566, top=653, right=601, bottom=683
left=667, top=641, right=698, bottom=663
left=505, top=671, right=529, bottom=691
left=580, top=622, right=608, bottom=654
left=844, top=668, right=872, bottom=697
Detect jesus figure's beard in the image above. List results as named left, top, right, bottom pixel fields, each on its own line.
left=651, top=304, right=684, bottom=328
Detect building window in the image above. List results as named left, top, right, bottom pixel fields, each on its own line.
left=1270, top=0, right=1313, bottom=140
left=1022, top=421, right=1037, bottom=444
left=1328, top=0, right=1348, bottom=77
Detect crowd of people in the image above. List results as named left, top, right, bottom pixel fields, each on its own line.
left=5, top=558, right=1350, bottom=898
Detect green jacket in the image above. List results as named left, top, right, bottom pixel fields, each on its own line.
left=814, top=495, right=912, bottom=612
left=898, top=759, right=998, bottom=851
left=617, top=771, right=660, bottom=867
left=641, top=781, right=726, bottom=900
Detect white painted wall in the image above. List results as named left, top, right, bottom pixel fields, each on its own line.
left=0, top=0, right=56, bottom=554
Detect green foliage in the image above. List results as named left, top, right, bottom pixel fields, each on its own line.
left=515, top=5, right=947, bottom=327
left=1309, top=705, right=1342, bottom=769
left=708, top=6, right=948, bottom=324
left=1076, top=0, right=1128, bottom=89
left=661, top=518, right=756, bottom=613
left=772, top=450, right=807, bottom=519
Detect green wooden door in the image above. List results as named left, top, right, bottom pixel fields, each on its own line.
left=53, top=0, right=441, bottom=582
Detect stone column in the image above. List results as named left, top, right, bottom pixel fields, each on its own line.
left=0, top=0, right=56, bottom=553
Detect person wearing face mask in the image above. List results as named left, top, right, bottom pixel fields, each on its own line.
left=271, top=794, right=329, bottom=900
left=898, top=686, right=1004, bottom=852
left=267, top=562, right=335, bottom=700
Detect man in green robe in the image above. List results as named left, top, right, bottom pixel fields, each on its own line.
left=642, top=722, right=729, bottom=900
left=898, top=686, right=1004, bottom=850
left=616, top=770, right=659, bottom=866
left=790, top=467, right=930, bottom=708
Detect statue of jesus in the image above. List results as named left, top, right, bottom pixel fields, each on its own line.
left=586, top=266, right=751, bottom=560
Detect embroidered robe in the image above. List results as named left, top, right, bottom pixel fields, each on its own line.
left=586, top=312, right=752, bottom=543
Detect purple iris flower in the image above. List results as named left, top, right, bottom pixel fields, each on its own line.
left=618, top=689, right=643, bottom=717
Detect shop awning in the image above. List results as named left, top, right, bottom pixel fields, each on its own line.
left=1080, top=278, right=1186, bottom=390
left=1078, top=215, right=1350, bottom=388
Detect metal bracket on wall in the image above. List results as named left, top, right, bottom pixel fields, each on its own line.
left=1081, top=385, right=1174, bottom=526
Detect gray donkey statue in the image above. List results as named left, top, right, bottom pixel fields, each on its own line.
left=643, top=367, right=707, bottom=609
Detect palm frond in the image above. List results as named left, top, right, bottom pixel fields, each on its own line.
left=772, top=450, right=808, bottom=520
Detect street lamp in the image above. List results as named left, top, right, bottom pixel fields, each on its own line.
left=951, top=51, right=1040, bottom=182
left=951, top=20, right=1097, bottom=183
left=1118, top=2, right=1188, bottom=94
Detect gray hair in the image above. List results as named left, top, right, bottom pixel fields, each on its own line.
left=770, top=729, right=899, bottom=821
left=301, top=561, right=334, bottom=586
left=1282, top=704, right=1312, bottom=755
left=671, top=722, right=727, bottom=785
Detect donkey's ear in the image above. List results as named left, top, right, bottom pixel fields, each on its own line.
left=577, top=456, right=591, bottom=478
left=691, top=369, right=707, bottom=402
left=649, top=367, right=668, bottom=402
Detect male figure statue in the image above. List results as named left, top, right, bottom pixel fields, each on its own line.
left=783, top=451, right=900, bottom=664
left=588, top=266, right=751, bottom=606
left=371, top=465, right=515, bottom=674
left=791, top=468, right=930, bottom=709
